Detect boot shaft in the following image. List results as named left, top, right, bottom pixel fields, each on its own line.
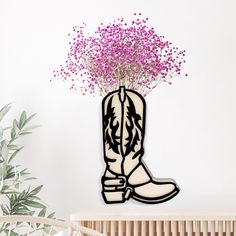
left=102, top=86, right=146, bottom=175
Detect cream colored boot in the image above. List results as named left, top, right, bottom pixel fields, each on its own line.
left=101, top=86, right=179, bottom=204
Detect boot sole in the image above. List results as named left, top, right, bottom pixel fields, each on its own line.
left=131, top=187, right=180, bottom=204
left=102, top=187, right=179, bottom=204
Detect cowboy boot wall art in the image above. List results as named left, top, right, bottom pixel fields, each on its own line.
left=101, top=86, right=179, bottom=204
left=54, top=14, right=186, bottom=205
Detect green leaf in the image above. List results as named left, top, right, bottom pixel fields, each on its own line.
left=19, top=131, right=32, bottom=136
left=18, top=111, right=27, bottom=129
left=25, top=113, right=36, bottom=125
left=10, top=127, right=16, bottom=140
left=13, top=119, right=18, bottom=131
left=1, top=142, right=9, bottom=159
left=3, top=230, right=18, bottom=236
left=10, top=231, right=18, bottom=236
left=0, top=103, right=12, bottom=122
left=30, top=185, right=43, bottom=196
left=14, top=208, right=31, bottom=215
left=7, top=145, right=20, bottom=150
left=43, top=227, right=52, bottom=234
left=29, top=210, right=35, bottom=216
left=2, top=222, right=10, bottom=230
left=38, top=207, right=46, bottom=217
left=0, top=185, right=9, bottom=192
left=15, top=183, right=20, bottom=189
left=43, top=226, right=57, bottom=234
left=25, top=200, right=45, bottom=208
left=2, top=191, right=19, bottom=194
left=20, top=168, right=30, bottom=176
left=27, top=196, right=41, bottom=200
left=47, top=212, right=56, bottom=219
left=24, top=177, right=37, bottom=181
left=8, top=146, right=24, bottom=163
left=1, top=204, right=9, bottom=215
left=20, top=113, right=36, bottom=129
left=18, top=189, right=27, bottom=199
left=4, top=165, right=16, bottom=180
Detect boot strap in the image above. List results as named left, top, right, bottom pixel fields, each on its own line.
left=102, top=176, right=134, bottom=202
left=103, top=176, right=126, bottom=189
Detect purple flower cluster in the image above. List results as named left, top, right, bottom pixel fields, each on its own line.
left=54, top=13, right=187, bottom=96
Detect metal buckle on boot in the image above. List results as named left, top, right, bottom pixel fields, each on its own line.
left=116, top=175, right=126, bottom=190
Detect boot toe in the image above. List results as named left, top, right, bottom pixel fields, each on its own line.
left=132, top=181, right=179, bottom=204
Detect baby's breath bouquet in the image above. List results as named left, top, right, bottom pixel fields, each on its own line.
left=54, top=13, right=186, bottom=96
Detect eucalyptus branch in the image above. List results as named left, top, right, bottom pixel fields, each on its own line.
left=0, top=104, right=57, bottom=235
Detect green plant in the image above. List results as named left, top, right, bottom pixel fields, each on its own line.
left=0, top=103, right=56, bottom=235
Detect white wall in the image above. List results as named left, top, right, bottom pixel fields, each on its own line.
left=1, top=0, right=236, bottom=219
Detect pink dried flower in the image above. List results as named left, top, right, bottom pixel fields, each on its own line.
left=54, top=14, right=187, bottom=96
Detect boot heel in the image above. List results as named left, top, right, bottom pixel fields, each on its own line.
left=102, top=191, right=125, bottom=203
left=101, top=175, right=128, bottom=203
